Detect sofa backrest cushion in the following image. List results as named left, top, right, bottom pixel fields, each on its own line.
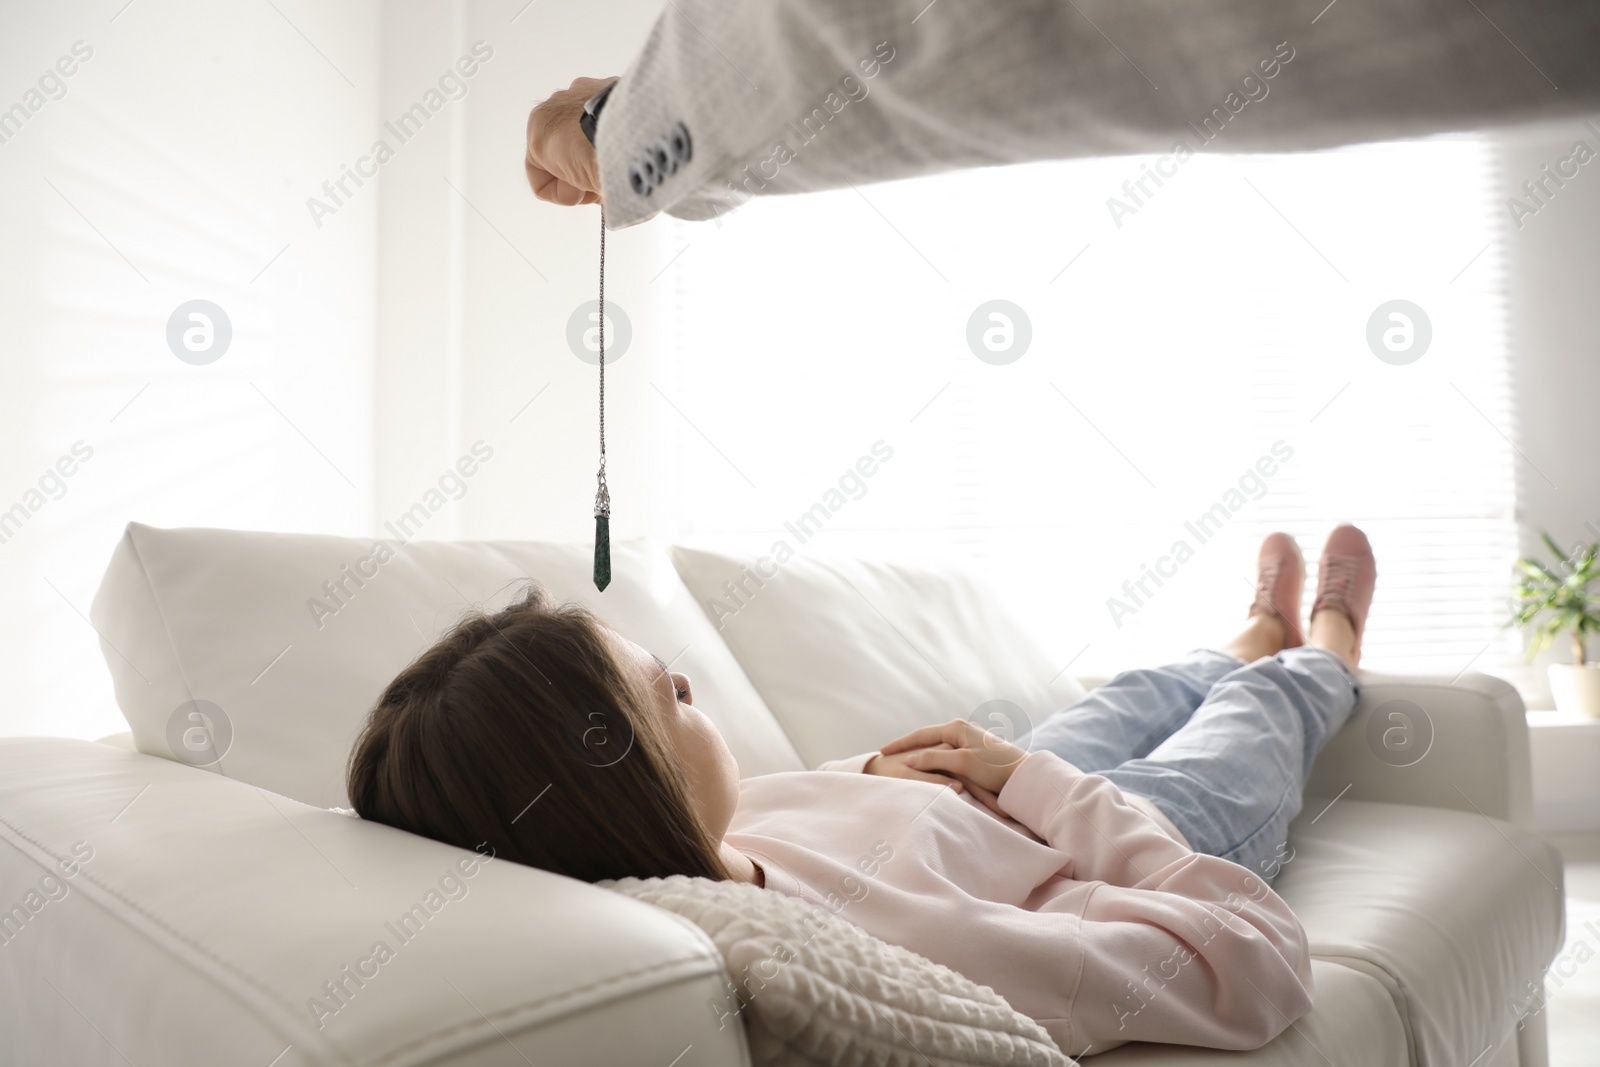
left=89, top=523, right=804, bottom=808
left=669, top=546, right=1088, bottom=769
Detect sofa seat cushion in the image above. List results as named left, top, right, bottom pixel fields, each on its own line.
left=1276, top=798, right=1564, bottom=1066
left=1090, top=958, right=1409, bottom=1066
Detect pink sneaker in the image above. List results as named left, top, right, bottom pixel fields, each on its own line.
left=1249, top=532, right=1305, bottom=648
left=1311, top=524, right=1377, bottom=653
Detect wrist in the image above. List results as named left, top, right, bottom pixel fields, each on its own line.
left=996, top=750, right=1044, bottom=802
left=983, top=742, right=1030, bottom=793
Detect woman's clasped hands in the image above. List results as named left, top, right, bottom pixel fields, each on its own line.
left=865, top=719, right=1030, bottom=816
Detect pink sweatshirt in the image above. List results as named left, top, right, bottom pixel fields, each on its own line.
left=723, top=749, right=1314, bottom=1056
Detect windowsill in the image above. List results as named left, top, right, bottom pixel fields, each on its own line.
left=1527, top=708, right=1600, bottom=729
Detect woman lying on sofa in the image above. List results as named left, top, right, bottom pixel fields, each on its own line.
left=348, top=525, right=1377, bottom=1055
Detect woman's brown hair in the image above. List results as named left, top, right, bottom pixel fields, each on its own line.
left=348, top=583, right=735, bottom=882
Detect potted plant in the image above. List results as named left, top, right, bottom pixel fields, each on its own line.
left=1511, top=531, right=1600, bottom=718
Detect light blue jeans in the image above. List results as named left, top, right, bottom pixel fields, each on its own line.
left=1017, top=648, right=1360, bottom=883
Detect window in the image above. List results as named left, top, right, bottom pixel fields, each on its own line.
left=653, top=136, right=1518, bottom=682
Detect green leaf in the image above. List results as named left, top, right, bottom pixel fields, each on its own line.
left=1517, top=557, right=1555, bottom=580
left=1539, top=530, right=1568, bottom=567
left=1509, top=535, right=1600, bottom=649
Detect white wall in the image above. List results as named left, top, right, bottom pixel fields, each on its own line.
left=371, top=0, right=674, bottom=548
left=1498, top=120, right=1600, bottom=831
left=1500, top=120, right=1600, bottom=685
left=0, top=0, right=674, bottom=741
left=0, top=0, right=380, bottom=738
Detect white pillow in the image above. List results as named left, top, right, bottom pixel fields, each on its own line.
left=668, top=547, right=1088, bottom=769
left=606, top=875, right=1069, bottom=1067
left=89, top=523, right=805, bottom=808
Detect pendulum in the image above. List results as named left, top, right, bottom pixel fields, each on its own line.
left=592, top=207, right=611, bottom=591
left=592, top=208, right=611, bottom=590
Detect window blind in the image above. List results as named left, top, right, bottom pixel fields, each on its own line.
left=653, top=136, right=1517, bottom=683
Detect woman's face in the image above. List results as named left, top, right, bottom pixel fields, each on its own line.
left=608, top=632, right=742, bottom=839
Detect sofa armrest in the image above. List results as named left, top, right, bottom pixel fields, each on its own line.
left=1304, top=671, right=1534, bottom=827
left=0, top=738, right=748, bottom=1067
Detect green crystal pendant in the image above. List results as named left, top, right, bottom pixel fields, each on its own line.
left=593, top=513, right=611, bottom=591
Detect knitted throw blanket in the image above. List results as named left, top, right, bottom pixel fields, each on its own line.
left=603, top=875, right=1070, bottom=1067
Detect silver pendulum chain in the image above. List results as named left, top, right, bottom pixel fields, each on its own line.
left=592, top=207, right=612, bottom=591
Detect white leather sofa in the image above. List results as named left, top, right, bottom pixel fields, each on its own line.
left=0, top=523, right=1565, bottom=1066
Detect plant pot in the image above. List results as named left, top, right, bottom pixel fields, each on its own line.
left=1548, top=663, right=1600, bottom=718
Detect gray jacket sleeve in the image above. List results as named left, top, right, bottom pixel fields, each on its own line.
left=595, top=0, right=1600, bottom=228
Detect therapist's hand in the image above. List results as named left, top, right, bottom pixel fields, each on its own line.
left=524, top=76, right=615, bottom=206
